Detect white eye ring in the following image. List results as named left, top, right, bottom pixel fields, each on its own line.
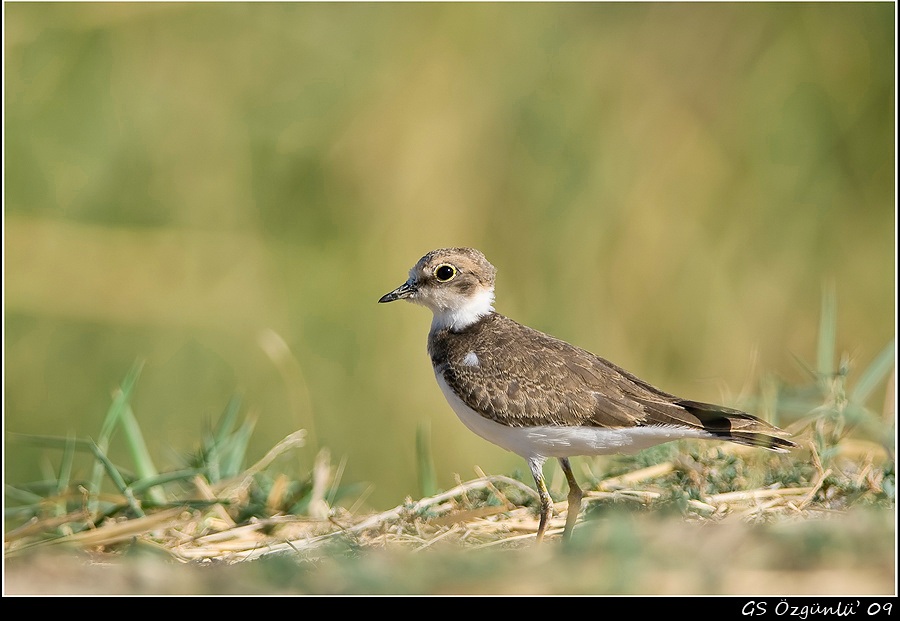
left=434, top=263, right=457, bottom=282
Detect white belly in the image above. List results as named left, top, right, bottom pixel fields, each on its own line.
left=434, top=373, right=713, bottom=461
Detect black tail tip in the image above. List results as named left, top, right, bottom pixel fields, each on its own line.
left=727, top=432, right=799, bottom=453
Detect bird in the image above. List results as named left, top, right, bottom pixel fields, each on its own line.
left=378, top=247, right=796, bottom=542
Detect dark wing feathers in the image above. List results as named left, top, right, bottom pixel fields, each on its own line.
left=675, top=399, right=796, bottom=452
left=429, top=313, right=796, bottom=452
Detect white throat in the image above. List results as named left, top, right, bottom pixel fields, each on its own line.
left=429, top=288, right=495, bottom=332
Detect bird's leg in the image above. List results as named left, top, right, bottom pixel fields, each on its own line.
left=559, top=457, right=583, bottom=540
left=528, top=457, right=553, bottom=543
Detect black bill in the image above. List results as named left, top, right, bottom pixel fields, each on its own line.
left=378, top=281, right=416, bottom=303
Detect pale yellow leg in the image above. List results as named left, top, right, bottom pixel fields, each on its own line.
left=559, top=457, right=583, bottom=540
left=528, top=458, right=553, bottom=544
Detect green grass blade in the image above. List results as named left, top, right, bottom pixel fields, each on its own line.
left=199, top=395, right=243, bottom=483
left=97, top=360, right=145, bottom=441
left=57, top=433, right=76, bottom=495
left=850, top=340, right=895, bottom=407
left=4, top=485, right=45, bottom=505
left=87, top=361, right=145, bottom=515
left=7, top=433, right=95, bottom=451
left=214, top=395, right=243, bottom=447
left=128, top=468, right=205, bottom=497
left=52, top=433, right=77, bottom=520
left=120, top=404, right=165, bottom=505
left=4, top=504, right=48, bottom=521
left=88, top=439, right=145, bottom=517
left=219, top=416, right=256, bottom=480
left=203, top=434, right=221, bottom=483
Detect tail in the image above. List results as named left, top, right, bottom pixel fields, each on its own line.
left=677, top=399, right=798, bottom=453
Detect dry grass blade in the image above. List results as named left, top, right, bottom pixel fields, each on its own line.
left=9, top=508, right=186, bottom=554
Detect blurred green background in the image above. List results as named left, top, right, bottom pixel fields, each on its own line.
left=4, top=3, right=895, bottom=511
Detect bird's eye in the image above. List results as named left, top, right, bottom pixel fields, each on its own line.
left=434, top=264, right=457, bottom=282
